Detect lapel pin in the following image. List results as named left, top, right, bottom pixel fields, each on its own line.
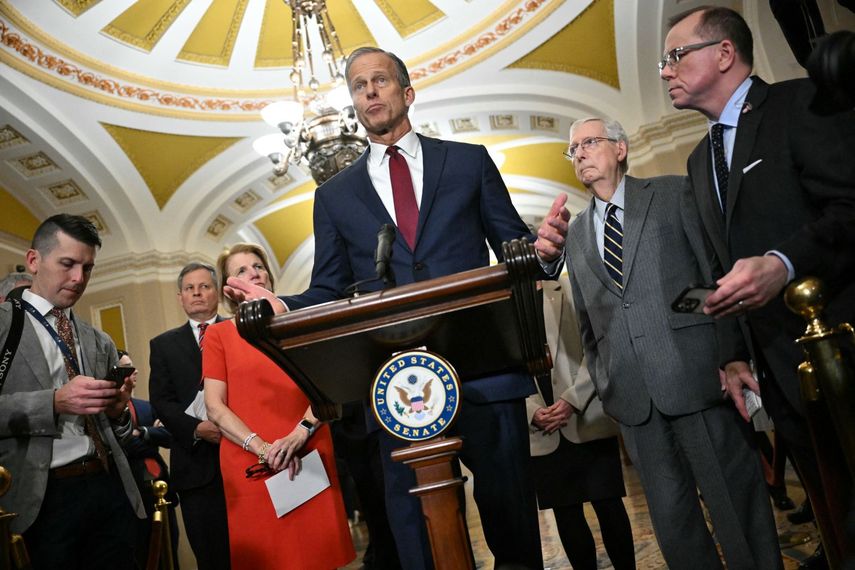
left=741, top=102, right=753, bottom=114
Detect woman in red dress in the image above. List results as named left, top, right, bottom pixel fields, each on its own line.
left=203, top=243, right=355, bottom=569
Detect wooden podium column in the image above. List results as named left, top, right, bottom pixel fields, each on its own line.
left=391, top=437, right=474, bottom=570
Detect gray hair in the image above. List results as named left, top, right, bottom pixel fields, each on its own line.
left=345, top=47, right=411, bottom=93
left=568, top=117, right=630, bottom=174
left=0, top=272, right=32, bottom=297
left=177, top=262, right=217, bottom=291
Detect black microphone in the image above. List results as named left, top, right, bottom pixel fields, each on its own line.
left=374, top=224, right=396, bottom=282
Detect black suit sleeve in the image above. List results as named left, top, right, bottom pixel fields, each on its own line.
left=776, top=81, right=855, bottom=282
left=148, top=336, right=201, bottom=451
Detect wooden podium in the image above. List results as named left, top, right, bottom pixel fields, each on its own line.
left=237, top=240, right=551, bottom=567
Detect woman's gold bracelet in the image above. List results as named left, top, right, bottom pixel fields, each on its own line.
left=257, top=442, right=271, bottom=463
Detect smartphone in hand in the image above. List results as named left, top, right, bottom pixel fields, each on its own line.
left=108, top=365, right=135, bottom=387
left=671, top=284, right=718, bottom=314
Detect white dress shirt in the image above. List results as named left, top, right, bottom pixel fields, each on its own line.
left=22, top=289, right=92, bottom=467
left=366, top=129, right=424, bottom=223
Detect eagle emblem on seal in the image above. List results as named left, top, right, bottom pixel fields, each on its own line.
left=394, top=375, right=433, bottom=420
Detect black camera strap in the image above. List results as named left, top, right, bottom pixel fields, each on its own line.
left=0, top=299, right=26, bottom=391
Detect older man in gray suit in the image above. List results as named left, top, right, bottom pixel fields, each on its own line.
left=0, top=214, right=144, bottom=568
left=542, top=117, right=781, bottom=568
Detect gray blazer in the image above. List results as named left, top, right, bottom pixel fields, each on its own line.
left=0, top=303, right=144, bottom=533
left=566, top=175, right=724, bottom=426
left=526, top=277, right=618, bottom=456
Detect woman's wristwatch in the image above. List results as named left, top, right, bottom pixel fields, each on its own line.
left=297, top=418, right=317, bottom=437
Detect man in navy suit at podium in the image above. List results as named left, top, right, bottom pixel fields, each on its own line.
left=227, top=47, right=569, bottom=569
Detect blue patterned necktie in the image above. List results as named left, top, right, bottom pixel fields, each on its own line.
left=710, top=123, right=729, bottom=216
left=603, top=203, right=623, bottom=289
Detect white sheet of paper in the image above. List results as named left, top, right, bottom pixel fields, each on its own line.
left=265, top=449, right=330, bottom=518
left=184, top=390, right=207, bottom=421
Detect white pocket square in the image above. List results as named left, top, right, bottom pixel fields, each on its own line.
left=742, top=159, right=763, bottom=174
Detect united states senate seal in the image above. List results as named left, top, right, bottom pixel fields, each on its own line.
left=371, top=350, right=461, bottom=442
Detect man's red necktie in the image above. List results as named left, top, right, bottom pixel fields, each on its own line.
left=386, top=145, right=419, bottom=249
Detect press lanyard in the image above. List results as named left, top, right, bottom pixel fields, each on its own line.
left=18, top=298, right=81, bottom=376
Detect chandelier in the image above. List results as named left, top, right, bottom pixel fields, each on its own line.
left=253, top=0, right=367, bottom=185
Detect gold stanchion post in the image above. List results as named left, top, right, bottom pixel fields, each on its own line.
left=785, top=277, right=855, bottom=569
left=0, top=467, right=30, bottom=570
left=145, top=480, right=174, bottom=570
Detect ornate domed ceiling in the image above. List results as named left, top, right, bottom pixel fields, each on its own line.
left=0, top=0, right=825, bottom=293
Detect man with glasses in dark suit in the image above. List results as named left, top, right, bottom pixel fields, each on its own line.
left=661, top=7, right=855, bottom=568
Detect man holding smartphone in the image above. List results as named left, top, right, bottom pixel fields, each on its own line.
left=661, top=9, right=855, bottom=567
left=539, top=117, right=781, bottom=568
left=0, top=214, right=144, bottom=567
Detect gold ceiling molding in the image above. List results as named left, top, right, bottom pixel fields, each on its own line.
left=255, top=0, right=374, bottom=69
left=0, top=184, right=40, bottom=242
left=407, top=0, right=562, bottom=90
left=255, top=0, right=293, bottom=68
left=508, top=0, right=618, bottom=89
left=102, top=0, right=191, bottom=53
left=0, top=17, right=273, bottom=118
left=101, top=123, right=243, bottom=209
left=496, top=140, right=580, bottom=189
left=55, top=0, right=102, bottom=17
left=177, top=0, right=249, bottom=67
left=0, top=4, right=282, bottom=97
left=374, top=0, right=444, bottom=39
left=254, top=197, right=314, bottom=267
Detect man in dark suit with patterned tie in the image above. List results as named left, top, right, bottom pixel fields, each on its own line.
left=149, top=263, right=229, bottom=570
left=660, top=11, right=855, bottom=564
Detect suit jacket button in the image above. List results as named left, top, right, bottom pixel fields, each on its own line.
left=413, top=262, right=425, bottom=270
left=622, top=303, right=630, bottom=309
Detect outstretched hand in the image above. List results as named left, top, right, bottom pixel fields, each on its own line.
left=534, top=193, right=571, bottom=263
left=223, top=277, right=286, bottom=315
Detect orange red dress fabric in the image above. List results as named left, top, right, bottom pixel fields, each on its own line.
left=202, top=320, right=355, bottom=569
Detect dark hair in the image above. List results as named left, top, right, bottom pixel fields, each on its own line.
left=177, top=262, right=217, bottom=291
left=216, top=243, right=275, bottom=314
left=668, top=6, right=753, bottom=67
left=31, top=214, right=102, bottom=254
left=117, top=349, right=129, bottom=360
left=345, top=47, right=411, bottom=92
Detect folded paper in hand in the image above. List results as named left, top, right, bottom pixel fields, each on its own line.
left=184, top=390, right=207, bottom=421
left=265, top=449, right=330, bottom=518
